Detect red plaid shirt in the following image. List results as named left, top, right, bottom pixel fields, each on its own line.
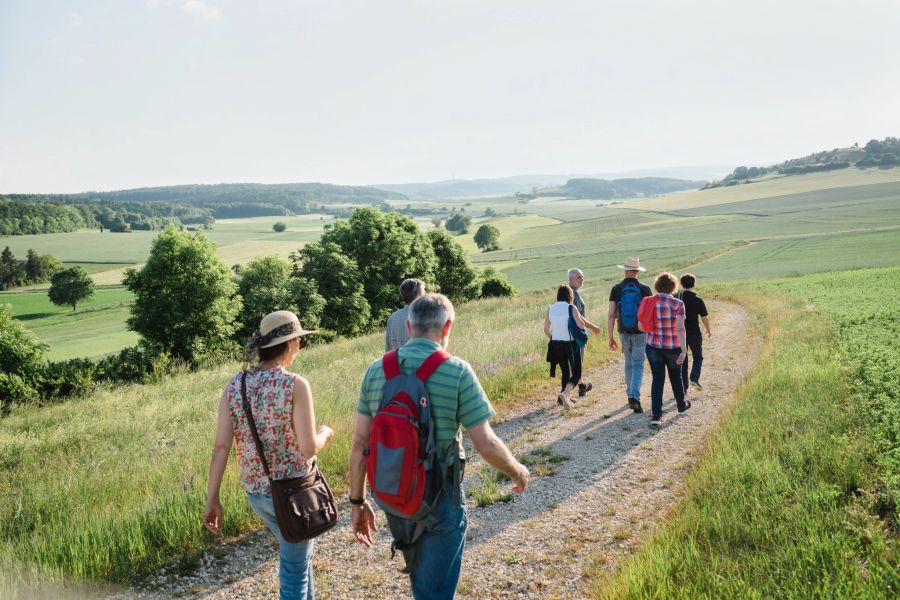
left=647, top=293, right=685, bottom=349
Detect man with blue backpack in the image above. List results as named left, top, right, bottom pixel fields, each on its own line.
left=607, top=257, right=653, bottom=413
left=348, top=293, right=530, bottom=600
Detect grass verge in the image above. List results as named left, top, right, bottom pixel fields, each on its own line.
left=591, top=267, right=899, bottom=598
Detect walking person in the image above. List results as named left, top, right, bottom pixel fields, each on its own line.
left=644, top=273, right=691, bottom=427
left=348, top=293, right=530, bottom=600
left=567, top=268, right=602, bottom=397
left=203, top=310, right=334, bottom=600
left=545, top=284, right=595, bottom=407
left=607, top=257, right=652, bottom=413
left=677, top=273, right=711, bottom=392
left=385, top=278, right=426, bottom=351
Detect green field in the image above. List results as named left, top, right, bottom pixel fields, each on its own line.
left=0, top=288, right=137, bottom=360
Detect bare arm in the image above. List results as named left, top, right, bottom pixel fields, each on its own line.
left=676, top=314, right=688, bottom=365
left=349, top=413, right=378, bottom=546
left=577, top=311, right=602, bottom=334
left=607, top=300, right=618, bottom=350
left=543, top=310, right=552, bottom=338
left=203, top=388, right=234, bottom=535
left=701, top=315, right=711, bottom=337
left=467, top=420, right=530, bottom=493
left=291, top=375, right=333, bottom=458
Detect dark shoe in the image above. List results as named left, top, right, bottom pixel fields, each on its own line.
left=632, top=399, right=644, bottom=413
left=690, top=380, right=704, bottom=391
left=649, top=417, right=661, bottom=428
left=557, top=393, right=565, bottom=406
left=677, top=399, right=692, bottom=413
left=578, top=382, right=593, bottom=397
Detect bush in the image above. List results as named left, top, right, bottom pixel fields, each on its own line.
left=479, top=267, right=516, bottom=298
left=273, top=221, right=287, bottom=232
left=38, top=359, right=98, bottom=401
left=0, top=304, right=45, bottom=410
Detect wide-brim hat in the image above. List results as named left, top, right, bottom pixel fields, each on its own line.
left=617, top=257, right=646, bottom=272
left=258, top=310, right=317, bottom=348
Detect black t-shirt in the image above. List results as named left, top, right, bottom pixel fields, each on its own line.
left=608, top=278, right=652, bottom=333
left=676, top=289, right=708, bottom=335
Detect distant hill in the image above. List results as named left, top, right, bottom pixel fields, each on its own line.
left=705, top=136, right=900, bottom=189
left=549, top=177, right=706, bottom=199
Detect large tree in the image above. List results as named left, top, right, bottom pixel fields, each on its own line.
left=123, top=226, right=241, bottom=362
left=474, top=224, right=500, bottom=252
left=235, top=255, right=325, bottom=341
left=0, top=303, right=45, bottom=407
left=291, top=241, right=371, bottom=337
left=318, top=207, right=437, bottom=324
left=48, top=266, right=95, bottom=311
left=427, top=229, right=480, bottom=303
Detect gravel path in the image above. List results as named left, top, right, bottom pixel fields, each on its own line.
left=112, top=299, right=758, bottom=600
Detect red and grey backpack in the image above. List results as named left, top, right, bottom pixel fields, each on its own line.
left=364, top=347, right=460, bottom=570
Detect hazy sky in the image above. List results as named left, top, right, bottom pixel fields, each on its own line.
left=1, top=0, right=898, bottom=193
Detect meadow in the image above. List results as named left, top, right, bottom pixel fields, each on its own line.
left=593, top=267, right=900, bottom=598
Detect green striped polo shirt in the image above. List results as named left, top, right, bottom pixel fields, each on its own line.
left=356, top=338, right=495, bottom=461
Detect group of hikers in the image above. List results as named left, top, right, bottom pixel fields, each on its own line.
left=201, top=257, right=711, bottom=599
left=548, top=257, right=711, bottom=427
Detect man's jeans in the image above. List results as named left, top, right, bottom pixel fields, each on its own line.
left=620, top=333, right=647, bottom=400
left=247, top=493, right=315, bottom=600
left=645, top=345, right=686, bottom=419
left=681, top=333, right=703, bottom=389
left=410, top=474, right=468, bottom=600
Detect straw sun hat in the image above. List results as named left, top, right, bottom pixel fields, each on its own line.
left=257, top=310, right=317, bottom=348
left=616, top=257, right=647, bottom=272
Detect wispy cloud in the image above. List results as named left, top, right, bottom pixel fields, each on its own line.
left=70, top=13, right=82, bottom=28
left=180, top=1, right=222, bottom=21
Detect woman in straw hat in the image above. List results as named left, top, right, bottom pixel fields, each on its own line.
left=203, top=310, right=333, bottom=600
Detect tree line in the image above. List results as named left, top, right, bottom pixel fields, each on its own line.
left=0, top=207, right=515, bottom=411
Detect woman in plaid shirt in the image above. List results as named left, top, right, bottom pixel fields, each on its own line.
left=645, top=273, right=691, bottom=427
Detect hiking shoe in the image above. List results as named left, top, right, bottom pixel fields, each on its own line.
left=628, top=398, right=644, bottom=413
left=649, top=417, right=661, bottom=428
left=557, top=393, right=565, bottom=406
left=578, top=382, right=593, bottom=397
left=677, top=399, right=692, bottom=413
left=690, top=380, right=704, bottom=391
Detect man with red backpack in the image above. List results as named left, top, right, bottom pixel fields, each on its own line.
left=348, top=293, right=530, bottom=599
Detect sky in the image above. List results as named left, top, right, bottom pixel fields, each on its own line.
left=1, top=0, right=898, bottom=193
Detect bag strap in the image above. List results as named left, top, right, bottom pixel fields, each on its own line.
left=416, top=349, right=452, bottom=382
left=240, top=371, right=272, bottom=478
left=382, top=349, right=401, bottom=380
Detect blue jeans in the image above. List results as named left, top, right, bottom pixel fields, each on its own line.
left=247, top=493, right=315, bottom=600
left=620, top=333, right=647, bottom=400
left=645, top=345, right=686, bottom=419
left=409, top=475, right=468, bottom=600
left=681, top=333, right=703, bottom=388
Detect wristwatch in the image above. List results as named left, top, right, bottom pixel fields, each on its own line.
left=349, top=496, right=365, bottom=505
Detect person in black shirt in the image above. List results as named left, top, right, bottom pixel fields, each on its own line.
left=607, top=257, right=652, bottom=413
left=677, top=273, right=711, bottom=391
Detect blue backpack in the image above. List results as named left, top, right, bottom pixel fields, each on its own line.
left=619, top=282, right=643, bottom=332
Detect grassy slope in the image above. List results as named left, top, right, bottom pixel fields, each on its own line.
left=592, top=267, right=899, bottom=598
left=0, top=288, right=611, bottom=586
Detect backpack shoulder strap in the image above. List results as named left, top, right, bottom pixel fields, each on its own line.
left=416, top=349, right=453, bottom=382
left=382, top=349, right=401, bottom=380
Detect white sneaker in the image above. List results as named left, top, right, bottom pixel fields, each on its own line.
left=649, top=418, right=661, bottom=428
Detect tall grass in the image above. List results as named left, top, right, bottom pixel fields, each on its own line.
left=0, top=287, right=611, bottom=587
left=591, top=268, right=899, bottom=598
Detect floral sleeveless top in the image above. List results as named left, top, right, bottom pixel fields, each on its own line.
left=226, top=367, right=312, bottom=494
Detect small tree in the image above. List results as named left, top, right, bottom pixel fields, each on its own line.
left=49, top=266, right=95, bottom=311
left=479, top=267, right=516, bottom=298
left=273, top=221, right=288, bottom=232
left=123, top=226, right=241, bottom=363
left=427, top=229, right=480, bottom=303
left=474, top=224, right=501, bottom=252
left=0, top=304, right=46, bottom=409
left=445, top=213, right=472, bottom=234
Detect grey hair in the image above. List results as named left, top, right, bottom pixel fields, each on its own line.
left=399, top=278, right=426, bottom=305
left=408, top=293, right=455, bottom=335
left=567, top=268, right=583, bottom=280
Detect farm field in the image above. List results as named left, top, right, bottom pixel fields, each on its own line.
left=0, top=287, right=137, bottom=360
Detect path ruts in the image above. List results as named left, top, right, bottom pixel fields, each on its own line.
left=112, top=300, right=758, bottom=599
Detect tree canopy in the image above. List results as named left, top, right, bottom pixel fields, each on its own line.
left=48, top=266, right=95, bottom=311
left=474, top=224, right=501, bottom=251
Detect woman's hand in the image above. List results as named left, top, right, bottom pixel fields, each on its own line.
left=202, top=498, right=223, bottom=535
left=318, top=424, right=334, bottom=441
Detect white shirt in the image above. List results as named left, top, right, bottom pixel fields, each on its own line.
left=548, top=301, right=573, bottom=341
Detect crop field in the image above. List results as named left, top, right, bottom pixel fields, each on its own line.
left=0, top=287, right=137, bottom=360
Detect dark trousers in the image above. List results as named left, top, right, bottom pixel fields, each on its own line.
left=550, top=340, right=581, bottom=391
left=645, top=345, right=686, bottom=419
left=681, top=333, right=704, bottom=389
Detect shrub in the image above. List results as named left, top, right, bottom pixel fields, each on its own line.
left=273, top=221, right=287, bottom=232
left=479, top=267, right=516, bottom=298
